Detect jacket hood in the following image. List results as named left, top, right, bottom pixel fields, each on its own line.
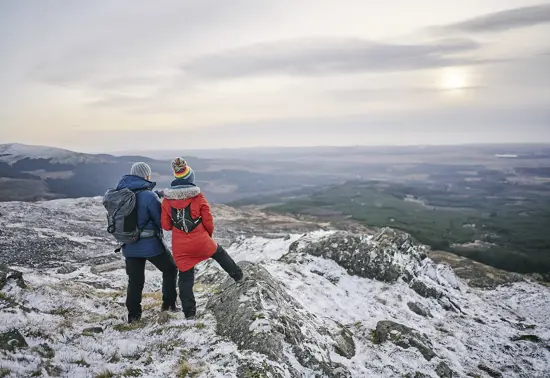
left=116, top=175, right=157, bottom=191
left=163, top=186, right=201, bottom=200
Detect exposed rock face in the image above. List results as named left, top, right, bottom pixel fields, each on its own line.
left=404, top=373, right=429, bottom=378
left=0, top=329, right=28, bottom=352
left=478, top=364, right=503, bottom=378
left=56, top=264, right=79, bottom=274
left=207, top=261, right=352, bottom=377
left=435, top=361, right=454, bottom=378
left=333, top=326, right=356, bottom=359
left=82, top=327, right=104, bottom=335
left=373, top=321, right=436, bottom=361
left=0, top=197, right=549, bottom=378
left=288, top=228, right=426, bottom=282
left=0, top=265, right=25, bottom=290
left=407, top=302, right=432, bottom=318
left=410, top=280, right=443, bottom=299
left=428, top=250, right=523, bottom=289
left=34, top=343, right=55, bottom=359
left=511, top=334, right=541, bottom=342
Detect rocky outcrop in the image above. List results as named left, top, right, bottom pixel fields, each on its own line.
left=478, top=364, right=503, bottom=378
left=511, top=334, right=541, bottom=342
left=373, top=321, right=436, bottom=361
left=407, top=302, right=432, bottom=318
left=428, top=250, right=523, bottom=289
left=0, top=265, right=25, bottom=290
left=0, top=329, right=28, bottom=352
left=435, top=361, right=454, bottom=378
left=207, top=262, right=352, bottom=377
left=410, top=280, right=442, bottom=299
left=56, top=264, right=79, bottom=274
left=333, top=326, right=356, bottom=359
left=288, top=228, right=426, bottom=282
left=34, top=343, right=55, bottom=359
left=404, top=373, right=429, bottom=378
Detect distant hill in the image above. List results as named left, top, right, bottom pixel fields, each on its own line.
left=0, top=144, right=336, bottom=203
left=0, top=144, right=180, bottom=201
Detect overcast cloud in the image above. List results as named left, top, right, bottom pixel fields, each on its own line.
left=0, top=0, right=549, bottom=151
left=440, top=3, right=550, bottom=32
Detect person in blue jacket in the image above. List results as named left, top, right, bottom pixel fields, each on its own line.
left=116, top=162, right=178, bottom=323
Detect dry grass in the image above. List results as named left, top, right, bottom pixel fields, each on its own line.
left=113, top=321, right=147, bottom=332
left=176, top=354, right=204, bottom=378
left=95, top=371, right=116, bottom=378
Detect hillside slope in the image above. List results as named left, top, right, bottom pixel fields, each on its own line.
left=0, top=198, right=549, bottom=377
left=0, top=144, right=337, bottom=203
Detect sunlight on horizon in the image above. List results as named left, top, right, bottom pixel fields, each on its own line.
left=439, top=67, right=470, bottom=91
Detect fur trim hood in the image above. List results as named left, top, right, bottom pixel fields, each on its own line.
left=163, top=186, right=201, bottom=200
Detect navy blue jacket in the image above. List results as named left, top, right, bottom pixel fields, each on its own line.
left=116, top=175, right=165, bottom=258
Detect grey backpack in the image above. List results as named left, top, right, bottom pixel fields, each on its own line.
left=103, top=188, right=143, bottom=245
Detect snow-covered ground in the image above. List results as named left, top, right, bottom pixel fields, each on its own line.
left=0, top=198, right=549, bottom=377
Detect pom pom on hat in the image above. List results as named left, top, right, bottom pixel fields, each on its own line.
left=171, top=157, right=195, bottom=183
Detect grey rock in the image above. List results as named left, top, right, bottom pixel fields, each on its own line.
left=82, top=327, right=103, bottom=335
left=333, top=326, right=356, bottom=359
left=288, top=228, right=424, bottom=283
left=0, top=329, right=28, bottom=352
left=478, top=364, right=502, bottom=378
left=373, top=321, right=436, bottom=361
left=207, top=261, right=351, bottom=377
left=0, top=265, right=25, bottom=290
left=511, top=334, right=541, bottom=343
left=407, top=302, right=432, bottom=318
left=410, top=280, right=442, bottom=299
left=236, top=361, right=287, bottom=378
left=473, top=317, right=486, bottom=324
left=404, top=373, right=429, bottom=378
left=56, top=264, right=78, bottom=274
left=438, top=297, right=463, bottom=313
left=435, top=361, right=454, bottom=378
left=44, top=362, right=63, bottom=376
left=34, top=343, right=55, bottom=359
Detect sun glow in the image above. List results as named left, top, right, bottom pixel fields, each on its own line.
left=440, top=67, right=469, bottom=91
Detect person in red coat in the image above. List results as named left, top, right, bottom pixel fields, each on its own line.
left=161, top=157, right=243, bottom=319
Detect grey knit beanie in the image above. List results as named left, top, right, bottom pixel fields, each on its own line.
left=130, top=162, right=152, bottom=179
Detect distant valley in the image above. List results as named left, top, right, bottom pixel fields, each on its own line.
left=2, top=143, right=549, bottom=278
left=0, top=144, right=339, bottom=203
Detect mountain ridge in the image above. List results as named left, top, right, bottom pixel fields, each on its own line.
left=0, top=143, right=113, bottom=165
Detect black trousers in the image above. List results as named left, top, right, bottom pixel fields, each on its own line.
left=125, top=251, right=178, bottom=319
left=179, top=245, right=243, bottom=318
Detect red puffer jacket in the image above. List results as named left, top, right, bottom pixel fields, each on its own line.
left=161, top=186, right=217, bottom=272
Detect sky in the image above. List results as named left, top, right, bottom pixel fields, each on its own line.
left=0, top=0, right=549, bottom=152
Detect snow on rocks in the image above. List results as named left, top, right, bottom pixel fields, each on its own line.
left=286, top=228, right=427, bottom=283
left=0, top=197, right=549, bottom=377
left=206, top=261, right=352, bottom=377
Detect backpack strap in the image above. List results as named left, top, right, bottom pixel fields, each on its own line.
left=171, top=202, right=202, bottom=234
left=131, top=188, right=153, bottom=237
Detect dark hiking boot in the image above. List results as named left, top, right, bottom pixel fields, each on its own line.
left=161, top=303, right=178, bottom=312
left=128, top=314, right=141, bottom=324
left=235, top=272, right=246, bottom=284
left=184, top=310, right=196, bottom=320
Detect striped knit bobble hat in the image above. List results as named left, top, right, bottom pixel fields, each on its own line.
left=171, top=157, right=195, bottom=183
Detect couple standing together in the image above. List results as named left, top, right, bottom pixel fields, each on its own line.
left=116, top=158, right=243, bottom=323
